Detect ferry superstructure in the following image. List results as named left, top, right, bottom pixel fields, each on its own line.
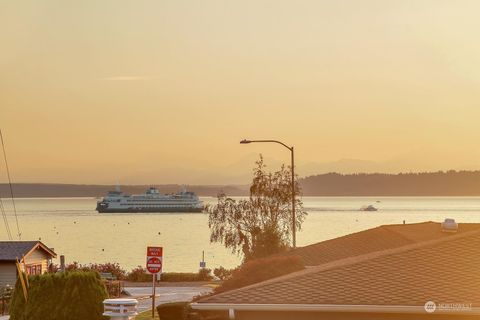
left=96, top=187, right=204, bottom=213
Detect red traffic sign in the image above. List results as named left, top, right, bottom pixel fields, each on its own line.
left=146, top=246, right=163, bottom=274
left=147, top=247, right=163, bottom=257
left=147, top=257, right=162, bottom=274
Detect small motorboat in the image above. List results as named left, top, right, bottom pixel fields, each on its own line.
left=360, top=205, right=378, bottom=212
left=441, top=218, right=458, bottom=232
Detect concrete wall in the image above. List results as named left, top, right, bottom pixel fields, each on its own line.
left=0, top=262, right=17, bottom=288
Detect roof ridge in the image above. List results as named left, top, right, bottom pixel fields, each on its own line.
left=376, top=225, right=416, bottom=243
left=382, top=221, right=436, bottom=227
left=288, top=221, right=436, bottom=253
left=379, top=222, right=437, bottom=242
left=199, top=228, right=480, bottom=303
left=0, top=240, right=39, bottom=243
left=288, top=225, right=386, bottom=252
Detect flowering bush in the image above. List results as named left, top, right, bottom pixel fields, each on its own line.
left=64, top=262, right=127, bottom=280
left=126, top=266, right=151, bottom=282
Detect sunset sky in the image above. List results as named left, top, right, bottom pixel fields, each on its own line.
left=1, top=1, right=480, bottom=184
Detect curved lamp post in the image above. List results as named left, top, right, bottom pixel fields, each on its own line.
left=240, top=139, right=296, bottom=248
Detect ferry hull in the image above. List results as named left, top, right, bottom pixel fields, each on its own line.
left=97, top=207, right=204, bottom=213
left=96, top=187, right=204, bottom=213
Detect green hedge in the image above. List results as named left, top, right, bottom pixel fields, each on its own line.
left=9, top=271, right=108, bottom=320
left=161, top=269, right=211, bottom=282
left=127, top=267, right=212, bottom=282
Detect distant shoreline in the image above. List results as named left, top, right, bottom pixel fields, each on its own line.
left=0, top=183, right=249, bottom=198
left=3, top=170, right=480, bottom=197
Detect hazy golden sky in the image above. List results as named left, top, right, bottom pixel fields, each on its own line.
left=1, top=1, right=480, bottom=184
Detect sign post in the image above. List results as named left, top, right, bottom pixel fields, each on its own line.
left=200, top=250, right=206, bottom=268
left=146, top=246, right=163, bottom=318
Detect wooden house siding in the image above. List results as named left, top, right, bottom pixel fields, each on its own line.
left=0, top=262, right=17, bottom=288
left=23, top=248, right=50, bottom=274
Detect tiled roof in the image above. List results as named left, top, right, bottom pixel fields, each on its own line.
left=0, top=241, right=55, bottom=261
left=198, top=229, right=480, bottom=306
left=281, top=222, right=480, bottom=266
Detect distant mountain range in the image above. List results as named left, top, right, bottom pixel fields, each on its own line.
left=2, top=170, right=480, bottom=197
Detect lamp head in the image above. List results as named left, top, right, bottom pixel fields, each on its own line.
left=240, top=139, right=251, bottom=144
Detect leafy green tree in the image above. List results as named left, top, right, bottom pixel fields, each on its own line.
left=208, top=156, right=306, bottom=261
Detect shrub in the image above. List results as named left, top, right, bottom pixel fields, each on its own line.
left=9, top=278, right=26, bottom=320
left=161, top=272, right=198, bottom=282
left=160, top=272, right=198, bottom=282
left=198, top=268, right=212, bottom=281
left=9, top=271, right=108, bottom=320
left=127, top=268, right=213, bottom=282
left=48, top=263, right=59, bottom=273
left=56, top=272, right=107, bottom=319
left=213, top=267, right=234, bottom=280
left=215, top=255, right=304, bottom=293
left=126, top=266, right=151, bottom=282
left=156, top=302, right=189, bottom=320
left=65, top=262, right=126, bottom=280
left=161, top=269, right=212, bottom=282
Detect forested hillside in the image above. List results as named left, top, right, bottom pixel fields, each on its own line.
left=300, top=171, right=480, bottom=196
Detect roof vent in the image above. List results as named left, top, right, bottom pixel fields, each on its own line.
left=441, top=218, right=458, bottom=233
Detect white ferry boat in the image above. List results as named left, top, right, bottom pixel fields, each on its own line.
left=96, top=187, right=204, bottom=213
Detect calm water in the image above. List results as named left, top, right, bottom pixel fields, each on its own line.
left=1, top=197, right=480, bottom=272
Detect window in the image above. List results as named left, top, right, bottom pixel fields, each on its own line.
left=26, top=264, right=42, bottom=275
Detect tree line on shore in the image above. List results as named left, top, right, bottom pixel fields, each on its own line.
left=0, top=183, right=248, bottom=197
left=300, top=170, right=480, bottom=196
left=4, top=170, right=480, bottom=197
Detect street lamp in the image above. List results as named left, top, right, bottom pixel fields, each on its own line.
left=240, top=139, right=297, bottom=248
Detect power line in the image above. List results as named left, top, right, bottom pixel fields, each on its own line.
left=0, top=196, right=12, bottom=240
left=0, top=129, right=21, bottom=239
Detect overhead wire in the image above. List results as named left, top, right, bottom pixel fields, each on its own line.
left=0, top=196, right=12, bottom=240
left=0, top=129, right=21, bottom=239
